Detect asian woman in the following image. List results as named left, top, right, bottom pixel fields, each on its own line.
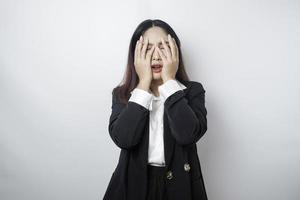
left=103, top=19, right=208, bottom=200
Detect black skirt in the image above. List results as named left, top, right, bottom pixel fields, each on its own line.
left=146, top=164, right=168, bottom=200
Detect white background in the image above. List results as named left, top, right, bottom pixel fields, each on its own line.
left=1, top=0, right=299, bottom=200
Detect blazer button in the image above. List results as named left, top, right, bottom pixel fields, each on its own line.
left=166, top=170, right=173, bottom=180
left=184, top=163, right=190, bottom=172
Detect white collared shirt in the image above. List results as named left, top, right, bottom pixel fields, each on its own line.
left=129, top=79, right=187, bottom=166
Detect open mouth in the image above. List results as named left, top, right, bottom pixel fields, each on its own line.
left=151, top=64, right=162, bottom=68
left=151, top=64, right=163, bottom=73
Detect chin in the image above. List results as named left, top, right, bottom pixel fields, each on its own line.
left=152, top=73, right=161, bottom=80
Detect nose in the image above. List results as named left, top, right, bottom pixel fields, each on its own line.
left=152, top=47, right=161, bottom=61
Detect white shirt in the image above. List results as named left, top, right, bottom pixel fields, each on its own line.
left=128, top=79, right=187, bottom=166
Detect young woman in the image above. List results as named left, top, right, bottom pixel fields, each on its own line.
left=103, top=19, right=208, bottom=200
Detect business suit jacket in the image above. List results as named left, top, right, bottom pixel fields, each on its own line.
left=103, top=80, right=208, bottom=200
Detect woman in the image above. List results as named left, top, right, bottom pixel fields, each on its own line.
left=103, top=19, right=208, bottom=200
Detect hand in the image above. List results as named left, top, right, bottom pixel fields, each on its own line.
left=134, top=35, right=155, bottom=86
left=155, top=34, right=179, bottom=83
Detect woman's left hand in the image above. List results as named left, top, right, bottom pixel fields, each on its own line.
left=155, top=34, right=179, bottom=83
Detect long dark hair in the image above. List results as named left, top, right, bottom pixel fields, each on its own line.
left=112, top=19, right=190, bottom=104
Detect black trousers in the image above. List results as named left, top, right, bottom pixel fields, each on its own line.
left=146, top=164, right=168, bottom=200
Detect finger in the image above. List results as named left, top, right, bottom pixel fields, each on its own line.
left=146, top=45, right=155, bottom=60
left=172, top=38, right=178, bottom=60
left=168, top=34, right=176, bottom=60
left=141, top=37, right=148, bottom=60
left=137, top=35, right=143, bottom=59
left=155, top=46, right=166, bottom=62
left=161, top=37, right=171, bottom=60
left=134, top=40, right=139, bottom=64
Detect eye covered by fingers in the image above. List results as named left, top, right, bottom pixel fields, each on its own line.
left=155, top=34, right=178, bottom=60
left=162, top=34, right=178, bottom=59
left=136, top=36, right=155, bottom=59
left=135, top=36, right=155, bottom=62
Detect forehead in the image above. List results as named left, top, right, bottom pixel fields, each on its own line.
left=143, top=26, right=168, bottom=44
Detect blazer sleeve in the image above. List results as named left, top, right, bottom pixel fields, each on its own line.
left=108, top=90, right=149, bottom=150
left=163, top=82, right=208, bottom=146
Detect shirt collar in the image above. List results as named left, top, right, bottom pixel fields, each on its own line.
left=148, top=79, right=187, bottom=111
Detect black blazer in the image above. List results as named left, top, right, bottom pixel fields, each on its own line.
left=103, top=80, right=208, bottom=200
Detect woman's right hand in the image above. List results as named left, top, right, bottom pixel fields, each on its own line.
left=134, top=35, right=155, bottom=87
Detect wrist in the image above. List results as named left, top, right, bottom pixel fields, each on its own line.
left=137, top=81, right=151, bottom=92
left=162, top=76, right=175, bottom=83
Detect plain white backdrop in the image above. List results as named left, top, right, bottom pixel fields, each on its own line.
left=1, top=0, right=299, bottom=200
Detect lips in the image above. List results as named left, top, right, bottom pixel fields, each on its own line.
left=151, top=64, right=162, bottom=68
left=151, top=64, right=162, bottom=73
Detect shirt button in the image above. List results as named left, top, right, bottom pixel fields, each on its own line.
left=166, top=170, right=173, bottom=180
left=184, top=163, right=191, bottom=172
